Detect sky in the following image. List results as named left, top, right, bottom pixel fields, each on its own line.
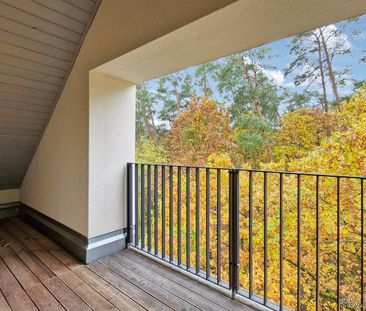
left=145, top=13, right=366, bottom=117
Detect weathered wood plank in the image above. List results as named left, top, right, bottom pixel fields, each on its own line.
left=112, top=252, right=226, bottom=311
left=99, top=256, right=199, bottom=310
left=8, top=219, right=118, bottom=311
left=0, top=258, right=37, bottom=311
left=0, top=290, right=11, bottom=311
left=88, top=261, right=172, bottom=311
left=2, top=221, right=96, bottom=311
left=46, top=246, right=146, bottom=311
left=121, top=250, right=237, bottom=310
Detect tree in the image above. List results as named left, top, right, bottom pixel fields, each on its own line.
left=234, top=113, right=274, bottom=167
left=274, top=108, right=334, bottom=163
left=169, top=96, right=235, bottom=165
left=285, top=24, right=353, bottom=110
left=157, top=72, right=193, bottom=127
left=215, top=47, right=282, bottom=125
left=136, top=82, right=158, bottom=145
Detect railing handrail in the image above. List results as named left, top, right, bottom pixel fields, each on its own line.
left=128, top=162, right=366, bottom=179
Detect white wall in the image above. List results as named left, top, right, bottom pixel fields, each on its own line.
left=89, top=72, right=135, bottom=237
left=20, top=0, right=366, bottom=237
left=20, top=0, right=231, bottom=237
left=0, top=189, right=19, bottom=205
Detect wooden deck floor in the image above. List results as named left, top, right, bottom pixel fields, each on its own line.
left=0, top=217, right=255, bottom=311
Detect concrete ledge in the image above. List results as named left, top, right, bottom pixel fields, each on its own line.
left=0, top=202, right=21, bottom=219
left=20, top=204, right=127, bottom=263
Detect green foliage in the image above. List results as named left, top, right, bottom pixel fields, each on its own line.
left=234, top=113, right=273, bottom=166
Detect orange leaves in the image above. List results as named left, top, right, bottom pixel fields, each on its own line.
left=169, top=96, right=236, bottom=166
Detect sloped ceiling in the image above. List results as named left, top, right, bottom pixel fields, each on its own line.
left=0, top=0, right=100, bottom=190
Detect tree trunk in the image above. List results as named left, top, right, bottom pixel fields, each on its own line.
left=315, top=32, right=329, bottom=111
left=243, top=62, right=274, bottom=162
left=319, top=27, right=341, bottom=105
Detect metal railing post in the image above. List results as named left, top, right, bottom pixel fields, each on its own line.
left=127, top=163, right=133, bottom=247
left=229, top=169, right=240, bottom=297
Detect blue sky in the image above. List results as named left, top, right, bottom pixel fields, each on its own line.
left=146, top=13, right=366, bottom=116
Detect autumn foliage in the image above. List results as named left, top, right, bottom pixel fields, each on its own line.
left=134, top=85, right=366, bottom=310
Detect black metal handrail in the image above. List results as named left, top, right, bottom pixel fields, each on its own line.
left=127, top=162, right=365, bottom=311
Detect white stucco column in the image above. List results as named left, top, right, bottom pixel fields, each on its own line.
left=88, top=72, right=135, bottom=238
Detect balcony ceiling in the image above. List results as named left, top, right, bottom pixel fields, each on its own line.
left=0, top=0, right=100, bottom=190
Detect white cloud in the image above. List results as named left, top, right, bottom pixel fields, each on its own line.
left=262, top=69, right=285, bottom=86
left=315, top=24, right=352, bottom=50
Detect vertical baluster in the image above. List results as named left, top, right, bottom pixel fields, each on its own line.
left=162, top=166, right=166, bottom=259
left=154, top=165, right=159, bottom=255
left=206, top=168, right=211, bottom=279
left=141, top=164, right=145, bottom=250
left=229, top=169, right=240, bottom=294
left=279, top=173, right=284, bottom=310
left=186, top=167, right=191, bottom=270
left=135, top=164, right=139, bottom=246
left=196, top=167, right=200, bottom=274
left=316, top=176, right=320, bottom=311
left=264, top=172, right=268, bottom=305
left=297, top=175, right=301, bottom=311
left=169, top=166, right=174, bottom=262
left=249, top=171, right=253, bottom=298
left=337, top=177, right=341, bottom=311
left=147, top=165, right=152, bottom=252
left=217, top=169, right=221, bottom=284
left=127, top=163, right=132, bottom=245
left=361, top=179, right=364, bottom=311
left=178, top=166, right=182, bottom=266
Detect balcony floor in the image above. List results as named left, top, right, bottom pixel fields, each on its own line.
left=0, top=217, right=254, bottom=311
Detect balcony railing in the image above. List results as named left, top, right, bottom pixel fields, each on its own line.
left=127, top=162, right=365, bottom=310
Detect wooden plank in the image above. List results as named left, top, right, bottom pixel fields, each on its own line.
left=63, top=0, right=96, bottom=13
left=2, top=222, right=94, bottom=311
left=7, top=220, right=118, bottom=311
left=112, top=252, right=226, bottom=311
left=0, top=63, right=63, bottom=86
left=0, top=118, right=45, bottom=130
left=0, top=258, right=37, bottom=311
left=0, top=53, right=67, bottom=78
left=122, top=249, right=237, bottom=310
left=0, top=3, right=82, bottom=43
left=15, top=221, right=166, bottom=311
left=0, top=100, right=52, bottom=113
left=0, top=83, right=57, bottom=100
left=32, top=0, right=91, bottom=23
left=0, top=90, right=55, bottom=106
left=88, top=261, right=172, bottom=311
left=0, top=73, right=59, bottom=93
left=43, top=246, right=146, bottom=311
left=1, top=0, right=86, bottom=33
left=100, top=256, right=199, bottom=310
left=0, top=42, right=70, bottom=71
left=0, top=290, right=11, bottom=311
left=0, top=16, right=77, bottom=52
left=0, top=29, right=74, bottom=62
left=2, top=254, right=65, bottom=311
left=0, top=106, right=49, bottom=119
left=73, top=265, right=146, bottom=311
left=0, top=127, right=42, bottom=137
